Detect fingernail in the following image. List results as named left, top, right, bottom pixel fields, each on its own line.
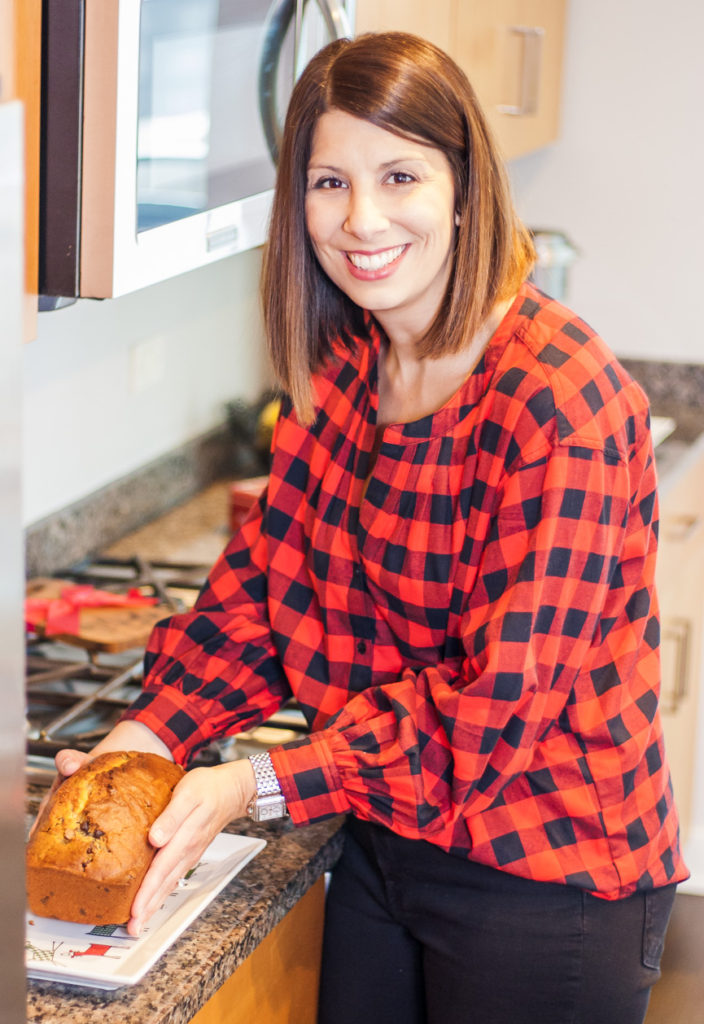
left=150, top=827, right=164, bottom=846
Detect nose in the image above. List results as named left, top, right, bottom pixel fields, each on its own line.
left=343, top=188, right=390, bottom=240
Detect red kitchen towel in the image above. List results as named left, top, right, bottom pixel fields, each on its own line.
left=25, top=584, right=159, bottom=636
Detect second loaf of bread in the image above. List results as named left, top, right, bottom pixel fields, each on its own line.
left=26, top=750, right=184, bottom=925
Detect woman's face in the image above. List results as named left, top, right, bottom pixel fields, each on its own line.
left=305, top=109, right=458, bottom=343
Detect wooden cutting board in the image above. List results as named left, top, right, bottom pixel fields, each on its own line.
left=26, top=578, right=171, bottom=653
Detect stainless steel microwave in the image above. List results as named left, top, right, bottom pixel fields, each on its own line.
left=39, top=0, right=354, bottom=306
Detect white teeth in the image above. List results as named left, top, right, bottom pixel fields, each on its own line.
left=347, top=245, right=406, bottom=271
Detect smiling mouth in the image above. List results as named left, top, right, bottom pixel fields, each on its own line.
left=346, top=245, right=407, bottom=272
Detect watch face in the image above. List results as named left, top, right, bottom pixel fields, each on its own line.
left=251, top=794, right=288, bottom=821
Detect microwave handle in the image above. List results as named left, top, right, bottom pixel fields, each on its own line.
left=295, top=0, right=352, bottom=75
left=317, top=0, right=351, bottom=41
left=259, top=0, right=293, bottom=165
left=259, top=0, right=351, bottom=165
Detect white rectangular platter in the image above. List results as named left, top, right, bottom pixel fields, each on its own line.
left=26, top=832, right=266, bottom=990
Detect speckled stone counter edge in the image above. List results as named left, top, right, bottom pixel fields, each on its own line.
left=620, top=358, right=704, bottom=414
left=621, top=358, right=704, bottom=453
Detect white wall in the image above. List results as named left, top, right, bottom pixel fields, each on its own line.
left=509, top=0, right=704, bottom=364
left=22, top=248, right=270, bottom=526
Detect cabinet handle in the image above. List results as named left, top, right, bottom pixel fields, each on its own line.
left=661, top=617, right=690, bottom=714
left=664, top=513, right=702, bottom=544
left=498, top=26, right=545, bottom=117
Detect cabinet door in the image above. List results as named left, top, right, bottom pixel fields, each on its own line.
left=354, top=0, right=455, bottom=54
left=191, top=878, right=325, bottom=1024
left=453, top=0, right=566, bottom=161
left=3, top=0, right=41, bottom=339
left=354, top=0, right=566, bottom=160
left=656, top=453, right=704, bottom=845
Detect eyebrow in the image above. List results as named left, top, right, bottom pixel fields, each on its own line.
left=307, top=156, right=431, bottom=173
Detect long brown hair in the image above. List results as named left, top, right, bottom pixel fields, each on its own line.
left=261, top=32, right=534, bottom=424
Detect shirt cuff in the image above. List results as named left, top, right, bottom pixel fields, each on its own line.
left=269, top=732, right=351, bottom=825
left=120, top=689, right=214, bottom=765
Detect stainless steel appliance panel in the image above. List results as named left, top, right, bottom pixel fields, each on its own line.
left=0, top=99, right=29, bottom=1023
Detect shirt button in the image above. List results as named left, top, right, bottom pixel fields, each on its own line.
left=356, top=640, right=367, bottom=654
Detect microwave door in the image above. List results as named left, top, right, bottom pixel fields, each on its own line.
left=259, top=0, right=351, bottom=166
left=39, top=0, right=353, bottom=303
left=82, top=0, right=281, bottom=298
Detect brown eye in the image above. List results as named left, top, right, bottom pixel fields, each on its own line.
left=310, top=175, right=345, bottom=190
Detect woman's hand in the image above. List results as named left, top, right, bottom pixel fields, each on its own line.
left=127, top=758, right=257, bottom=936
left=28, top=719, right=257, bottom=936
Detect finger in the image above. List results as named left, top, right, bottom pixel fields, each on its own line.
left=55, top=748, right=90, bottom=777
left=149, top=762, right=250, bottom=850
left=128, top=838, right=207, bottom=935
left=132, top=795, right=224, bottom=929
left=130, top=782, right=208, bottom=930
left=129, top=869, right=182, bottom=934
left=129, top=766, right=244, bottom=934
left=147, top=779, right=203, bottom=849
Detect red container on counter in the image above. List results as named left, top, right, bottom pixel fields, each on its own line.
left=229, top=476, right=269, bottom=533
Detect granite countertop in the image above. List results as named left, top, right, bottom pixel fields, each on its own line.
left=649, top=404, right=704, bottom=499
left=26, top=482, right=345, bottom=1023
left=102, top=479, right=239, bottom=566
left=623, top=359, right=704, bottom=496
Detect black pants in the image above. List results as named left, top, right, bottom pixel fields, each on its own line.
left=318, top=818, right=676, bottom=1024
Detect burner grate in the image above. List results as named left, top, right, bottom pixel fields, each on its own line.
left=25, top=556, right=309, bottom=765
left=26, top=644, right=143, bottom=756
left=54, top=554, right=212, bottom=611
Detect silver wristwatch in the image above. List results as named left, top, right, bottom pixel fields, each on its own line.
left=247, top=752, right=288, bottom=821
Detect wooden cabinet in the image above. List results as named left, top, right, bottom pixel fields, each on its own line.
left=354, top=0, right=567, bottom=160
left=2, top=0, right=41, bottom=340
left=15, top=0, right=41, bottom=339
left=453, top=1, right=566, bottom=160
left=656, top=441, right=704, bottom=846
left=354, top=0, right=456, bottom=55
left=0, top=4, right=14, bottom=100
left=191, top=878, right=325, bottom=1024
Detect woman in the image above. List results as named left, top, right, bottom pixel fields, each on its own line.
left=52, top=32, right=686, bottom=1024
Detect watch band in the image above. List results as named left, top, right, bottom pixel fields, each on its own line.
left=247, top=752, right=288, bottom=821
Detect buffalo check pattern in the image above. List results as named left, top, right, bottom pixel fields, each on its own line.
left=125, top=282, right=687, bottom=898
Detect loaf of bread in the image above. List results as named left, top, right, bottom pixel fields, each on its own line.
left=26, top=750, right=184, bottom=925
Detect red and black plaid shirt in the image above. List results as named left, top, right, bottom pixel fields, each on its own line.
left=125, top=282, right=687, bottom=898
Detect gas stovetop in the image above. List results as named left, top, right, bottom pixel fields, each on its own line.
left=25, top=556, right=307, bottom=782
left=53, top=554, right=212, bottom=609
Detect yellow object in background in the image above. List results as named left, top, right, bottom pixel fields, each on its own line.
left=256, top=398, right=282, bottom=451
